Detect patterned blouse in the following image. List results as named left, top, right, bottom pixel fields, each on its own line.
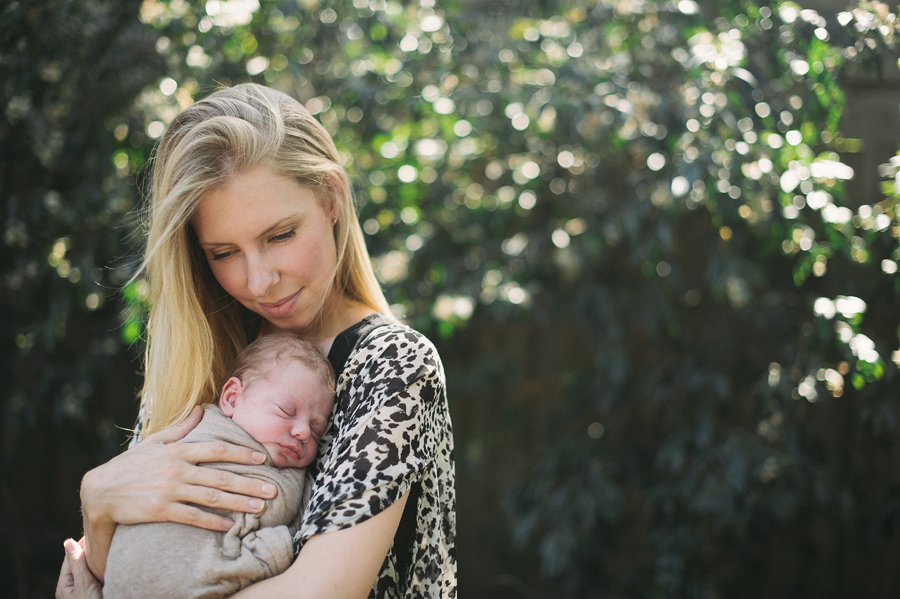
left=294, top=314, right=457, bottom=598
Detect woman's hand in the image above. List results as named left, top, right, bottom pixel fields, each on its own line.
left=56, top=538, right=102, bottom=599
left=80, top=406, right=277, bottom=580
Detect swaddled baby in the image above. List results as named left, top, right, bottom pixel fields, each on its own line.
left=103, top=332, right=334, bottom=599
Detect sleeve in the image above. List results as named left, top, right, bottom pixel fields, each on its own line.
left=295, top=326, right=445, bottom=546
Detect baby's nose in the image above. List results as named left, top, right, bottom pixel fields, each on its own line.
left=291, top=421, right=311, bottom=440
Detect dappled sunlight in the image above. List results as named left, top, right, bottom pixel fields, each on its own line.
left=113, top=0, right=900, bottom=474
left=5, top=0, right=900, bottom=597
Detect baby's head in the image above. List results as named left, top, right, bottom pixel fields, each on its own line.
left=218, top=332, right=335, bottom=468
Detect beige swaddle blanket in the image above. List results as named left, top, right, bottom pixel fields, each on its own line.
left=103, top=405, right=310, bottom=599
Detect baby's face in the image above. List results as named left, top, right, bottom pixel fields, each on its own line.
left=219, top=360, right=334, bottom=468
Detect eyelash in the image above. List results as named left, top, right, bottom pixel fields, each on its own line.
left=210, top=228, right=295, bottom=261
left=271, top=228, right=295, bottom=242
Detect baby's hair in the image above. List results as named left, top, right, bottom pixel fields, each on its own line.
left=224, top=332, right=335, bottom=393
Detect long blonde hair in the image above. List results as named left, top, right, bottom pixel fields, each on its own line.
left=138, top=83, right=390, bottom=436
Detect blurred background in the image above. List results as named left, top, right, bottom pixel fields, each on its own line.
left=2, top=0, right=899, bottom=597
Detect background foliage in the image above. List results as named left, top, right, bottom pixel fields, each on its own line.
left=2, top=0, right=899, bottom=597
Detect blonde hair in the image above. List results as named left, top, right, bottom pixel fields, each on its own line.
left=138, top=83, right=389, bottom=436
left=225, top=332, right=335, bottom=395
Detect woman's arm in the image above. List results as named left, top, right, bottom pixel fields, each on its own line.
left=79, top=406, right=278, bottom=580
left=231, top=490, right=410, bottom=599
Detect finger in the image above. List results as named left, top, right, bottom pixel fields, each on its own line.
left=64, top=537, right=81, bottom=558
left=168, top=471, right=277, bottom=517
left=64, top=538, right=102, bottom=597
left=56, top=548, right=75, bottom=599
left=182, top=462, right=277, bottom=500
left=62, top=540, right=87, bottom=587
left=172, top=439, right=267, bottom=468
left=164, top=501, right=236, bottom=532
left=148, top=405, right=205, bottom=445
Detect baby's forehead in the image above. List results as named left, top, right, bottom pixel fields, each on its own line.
left=248, top=354, right=330, bottom=383
left=254, top=363, right=333, bottom=402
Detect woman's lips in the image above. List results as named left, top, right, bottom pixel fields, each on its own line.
left=258, top=289, right=301, bottom=319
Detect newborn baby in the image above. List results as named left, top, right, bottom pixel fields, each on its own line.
left=103, top=332, right=335, bottom=599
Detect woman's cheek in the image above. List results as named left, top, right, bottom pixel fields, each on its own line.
left=214, top=262, right=244, bottom=296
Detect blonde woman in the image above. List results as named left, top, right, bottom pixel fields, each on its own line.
left=56, top=83, right=456, bottom=599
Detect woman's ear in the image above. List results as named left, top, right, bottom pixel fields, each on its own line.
left=323, top=171, right=347, bottom=222
left=218, top=377, right=244, bottom=416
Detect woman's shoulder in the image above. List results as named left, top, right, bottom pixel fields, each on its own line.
left=361, top=316, right=434, bottom=346
left=352, top=316, right=443, bottom=373
left=331, top=316, right=445, bottom=409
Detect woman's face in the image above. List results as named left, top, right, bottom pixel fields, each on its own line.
left=193, top=164, right=339, bottom=335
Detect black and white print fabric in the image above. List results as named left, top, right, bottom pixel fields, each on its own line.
left=295, top=319, right=457, bottom=599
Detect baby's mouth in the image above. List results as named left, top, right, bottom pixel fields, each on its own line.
left=279, top=444, right=302, bottom=460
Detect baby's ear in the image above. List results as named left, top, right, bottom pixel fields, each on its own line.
left=218, top=377, right=244, bottom=416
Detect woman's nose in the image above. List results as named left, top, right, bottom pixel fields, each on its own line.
left=246, top=254, right=278, bottom=297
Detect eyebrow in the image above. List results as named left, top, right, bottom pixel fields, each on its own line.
left=197, top=215, right=298, bottom=249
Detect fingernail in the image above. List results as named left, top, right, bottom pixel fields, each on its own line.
left=249, top=499, right=265, bottom=511
left=262, top=483, right=276, bottom=496
left=221, top=519, right=233, bottom=530
left=64, top=539, right=77, bottom=555
left=253, top=451, right=266, bottom=463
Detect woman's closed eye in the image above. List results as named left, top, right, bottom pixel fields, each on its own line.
left=208, top=227, right=293, bottom=260
left=211, top=249, right=236, bottom=261
left=270, top=228, right=295, bottom=243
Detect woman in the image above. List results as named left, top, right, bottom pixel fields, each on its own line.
left=56, top=83, right=456, bottom=598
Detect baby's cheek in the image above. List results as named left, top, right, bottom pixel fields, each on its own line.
left=264, top=445, right=283, bottom=467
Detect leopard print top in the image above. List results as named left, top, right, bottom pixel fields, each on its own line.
left=294, top=315, right=457, bottom=598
